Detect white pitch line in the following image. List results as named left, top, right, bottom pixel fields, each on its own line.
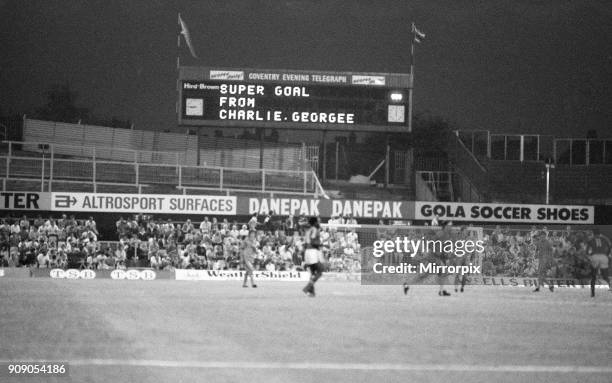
left=3, top=360, right=611, bottom=374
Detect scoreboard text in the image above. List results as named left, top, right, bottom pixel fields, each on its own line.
left=178, top=67, right=411, bottom=132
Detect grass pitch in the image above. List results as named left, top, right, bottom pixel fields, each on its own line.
left=1, top=278, right=611, bottom=383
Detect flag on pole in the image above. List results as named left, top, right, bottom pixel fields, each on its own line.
left=412, top=23, right=426, bottom=43
left=178, top=13, right=198, bottom=58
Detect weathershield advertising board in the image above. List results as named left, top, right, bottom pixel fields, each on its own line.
left=175, top=269, right=309, bottom=281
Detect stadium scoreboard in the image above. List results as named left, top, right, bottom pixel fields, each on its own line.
left=178, top=66, right=412, bottom=132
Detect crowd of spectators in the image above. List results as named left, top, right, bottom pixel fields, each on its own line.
left=112, top=213, right=361, bottom=273
left=0, top=214, right=603, bottom=280
left=0, top=214, right=105, bottom=269
left=480, top=225, right=598, bottom=279
left=0, top=213, right=362, bottom=273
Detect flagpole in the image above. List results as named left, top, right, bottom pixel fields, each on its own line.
left=177, top=13, right=181, bottom=70
left=176, top=13, right=181, bottom=121
left=408, top=22, right=415, bottom=133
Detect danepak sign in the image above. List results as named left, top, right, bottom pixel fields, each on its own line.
left=246, top=197, right=410, bottom=219
left=415, top=202, right=594, bottom=224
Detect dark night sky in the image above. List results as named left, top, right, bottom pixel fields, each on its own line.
left=1, top=0, right=611, bottom=138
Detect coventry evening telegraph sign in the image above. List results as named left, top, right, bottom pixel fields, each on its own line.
left=178, top=66, right=412, bottom=132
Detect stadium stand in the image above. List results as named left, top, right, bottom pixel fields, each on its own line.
left=449, top=130, right=612, bottom=204
left=22, top=118, right=316, bottom=171
left=0, top=213, right=362, bottom=273
left=2, top=118, right=611, bottom=204
left=2, top=119, right=326, bottom=196
left=1, top=212, right=600, bottom=283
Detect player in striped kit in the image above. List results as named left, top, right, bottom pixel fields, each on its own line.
left=302, top=217, right=324, bottom=297
left=436, top=222, right=453, bottom=296
left=454, top=226, right=473, bottom=293
left=587, top=229, right=611, bottom=297
left=533, top=233, right=555, bottom=293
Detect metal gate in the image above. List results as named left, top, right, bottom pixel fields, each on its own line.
left=393, top=150, right=413, bottom=185
left=303, top=144, right=319, bottom=173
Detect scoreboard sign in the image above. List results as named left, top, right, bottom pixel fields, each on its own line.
left=178, top=66, right=412, bottom=132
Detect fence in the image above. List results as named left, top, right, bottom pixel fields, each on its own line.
left=488, top=134, right=554, bottom=162
left=554, top=138, right=612, bottom=166
left=200, top=136, right=318, bottom=172
left=447, top=131, right=487, bottom=201
left=23, top=118, right=199, bottom=164
left=0, top=141, right=325, bottom=196
left=415, top=171, right=453, bottom=201
left=457, top=130, right=556, bottom=162
left=453, top=130, right=612, bottom=204
left=393, top=150, right=413, bottom=185
left=22, top=118, right=318, bottom=172
left=456, top=129, right=612, bottom=166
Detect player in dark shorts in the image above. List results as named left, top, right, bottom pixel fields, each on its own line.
left=302, top=217, right=324, bottom=297
left=406, top=224, right=452, bottom=296
left=454, top=226, right=471, bottom=293
left=436, top=222, right=453, bottom=296
left=240, top=230, right=258, bottom=288
left=586, top=229, right=611, bottom=297
left=533, top=232, right=555, bottom=292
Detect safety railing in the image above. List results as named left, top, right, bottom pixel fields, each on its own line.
left=9, top=140, right=188, bottom=165
left=447, top=131, right=488, bottom=200
left=0, top=141, right=326, bottom=197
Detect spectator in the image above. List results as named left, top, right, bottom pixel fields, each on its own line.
left=182, top=219, right=194, bottom=235
left=19, top=215, right=30, bottom=231
left=263, top=211, right=274, bottom=232
left=431, top=214, right=439, bottom=226
left=199, top=216, right=211, bottom=234
left=10, top=220, right=20, bottom=235
left=85, top=216, right=98, bottom=235
left=248, top=214, right=258, bottom=231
